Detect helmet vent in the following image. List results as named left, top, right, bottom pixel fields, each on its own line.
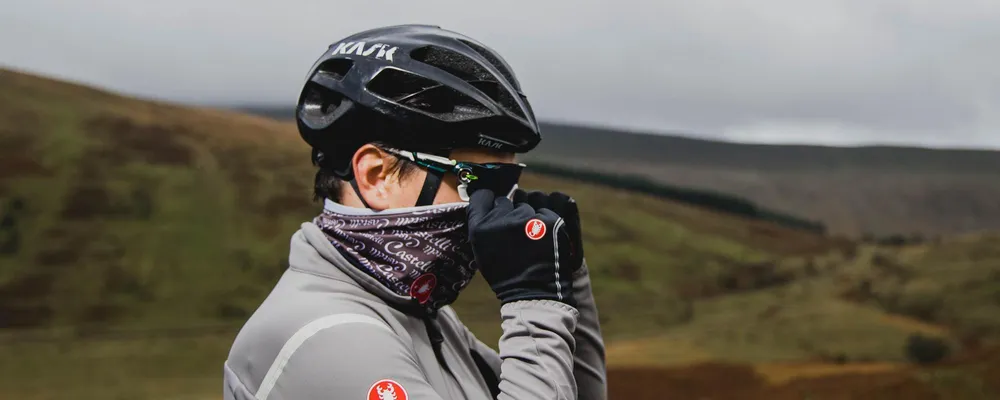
left=367, top=68, right=489, bottom=120
left=367, top=68, right=441, bottom=101
left=299, top=84, right=347, bottom=130
left=411, top=45, right=495, bottom=83
left=469, top=81, right=526, bottom=120
left=410, top=45, right=526, bottom=120
left=316, top=58, right=355, bottom=81
left=458, top=39, right=518, bottom=88
left=404, top=85, right=493, bottom=122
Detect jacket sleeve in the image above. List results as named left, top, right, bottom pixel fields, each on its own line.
left=469, top=262, right=608, bottom=400
left=566, top=262, right=608, bottom=400
left=494, top=299, right=580, bottom=400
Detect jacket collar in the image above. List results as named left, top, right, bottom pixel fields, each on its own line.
left=289, top=222, right=429, bottom=316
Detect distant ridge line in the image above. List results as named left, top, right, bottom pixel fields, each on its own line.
left=527, top=162, right=827, bottom=234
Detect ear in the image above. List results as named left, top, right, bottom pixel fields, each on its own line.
left=350, top=144, right=393, bottom=210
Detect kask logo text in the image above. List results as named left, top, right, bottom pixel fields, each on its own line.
left=331, top=42, right=397, bottom=62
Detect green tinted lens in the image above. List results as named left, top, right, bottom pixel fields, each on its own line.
left=461, top=163, right=524, bottom=196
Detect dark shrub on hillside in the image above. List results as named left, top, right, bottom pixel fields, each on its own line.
left=0, top=216, right=18, bottom=256
left=9, top=198, right=25, bottom=213
left=878, top=234, right=909, bottom=247
left=218, top=302, right=250, bottom=320
left=803, top=258, right=819, bottom=277
left=871, top=253, right=915, bottom=281
left=879, top=280, right=944, bottom=322
left=0, top=197, right=24, bottom=255
left=715, top=261, right=796, bottom=293
left=904, top=333, right=950, bottom=364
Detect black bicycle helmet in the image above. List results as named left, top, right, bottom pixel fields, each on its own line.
left=297, top=24, right=541, bottom=192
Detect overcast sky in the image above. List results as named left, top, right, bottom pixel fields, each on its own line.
left=3, top=0, right=999, bottom=149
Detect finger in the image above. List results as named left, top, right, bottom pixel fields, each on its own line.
left=512, top=202, right=538, bottom=220
left=547, top=192, right=572, bottom=215
left=512, top=189, right=542, bottom=207
left=480, top=194, right=516, bottom=223
left=466, top=189, right=497, bottom=226
left=511, top=188, right=529, bottom=204
left=524, top=190, right=549, bottom=211
left=494, top=194, right=512, bottom=210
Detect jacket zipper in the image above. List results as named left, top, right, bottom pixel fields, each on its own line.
left=424, top=317, right=452, bottom=374
left=426, top=317, right=475, bottom=399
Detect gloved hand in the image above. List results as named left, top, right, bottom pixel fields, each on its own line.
left=466, top=189, right=582, bottom=307
left=511, top=189, right=585, bottom=270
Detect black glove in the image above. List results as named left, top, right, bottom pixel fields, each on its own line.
left=511, top=189, right=585, bottom=270
left=467, top=189, right=579, bottom=306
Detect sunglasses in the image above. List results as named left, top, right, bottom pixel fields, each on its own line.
left=382, top=147, right=526, bottom=201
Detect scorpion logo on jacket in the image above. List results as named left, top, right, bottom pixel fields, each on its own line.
left=377, top=385, right=395, bottom=400
left=368, top=379, right=407, bottom=400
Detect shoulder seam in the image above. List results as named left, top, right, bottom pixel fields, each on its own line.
left=255, top=313, right=393, bottom=400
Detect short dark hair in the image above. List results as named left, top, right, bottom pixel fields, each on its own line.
left=313, top=143, right=419, bottom=203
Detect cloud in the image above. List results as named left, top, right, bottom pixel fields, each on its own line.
left=2, top=0, right=998, bottom=148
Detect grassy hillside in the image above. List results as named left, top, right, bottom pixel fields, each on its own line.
left=242, top=106, right=1000, bottom=237
left=0, top=68, right=844, bottom=336
left=2, top=70, right=1000, bottom=399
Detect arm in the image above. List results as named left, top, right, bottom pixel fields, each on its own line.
left=496, top=300, right=580, bottom=400
left=465, top=189, right=602, bottom=399
left=567, top=261, right=608, bottom=400
left=467, top=262, right=607, bottom=400
left=509, top=189, right=608, bottom=399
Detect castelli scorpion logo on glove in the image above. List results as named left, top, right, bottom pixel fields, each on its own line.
left=525, top=219, right=547, bottom=240
left=368, top=379, right=407, bottom=400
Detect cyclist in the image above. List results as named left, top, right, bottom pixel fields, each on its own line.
left=223, top=24, right=606, bottom=400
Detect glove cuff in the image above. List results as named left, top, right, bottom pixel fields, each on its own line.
left=489, top=262, right=576, bottom=307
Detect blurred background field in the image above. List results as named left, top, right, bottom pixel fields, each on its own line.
left=2, top=68, right=1000, bottom=399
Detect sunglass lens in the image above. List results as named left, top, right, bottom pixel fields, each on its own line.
left=463, top=163, right=524, bottom=198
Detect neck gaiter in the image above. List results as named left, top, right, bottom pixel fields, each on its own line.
left=314, top=199, right=477, bottom=312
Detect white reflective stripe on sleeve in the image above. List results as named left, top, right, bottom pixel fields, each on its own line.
left=255, top=313, right=393, bottom=400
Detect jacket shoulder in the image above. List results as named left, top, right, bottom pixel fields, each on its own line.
left=224, top=269, right=414, bottom=396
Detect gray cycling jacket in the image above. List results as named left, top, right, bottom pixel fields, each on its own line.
left=223, top=222, right=607, bottom=400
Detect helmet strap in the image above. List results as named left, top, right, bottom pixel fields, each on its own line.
left=414, top=169, right=444, bottom=207
left=348, top=178, right=373, bottom=209
left=348, top=173, right=442, bottom=208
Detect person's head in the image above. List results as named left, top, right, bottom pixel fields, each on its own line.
left=315, top=145, right=517, bottom=209
left=297, top=24, right=541, bottom=210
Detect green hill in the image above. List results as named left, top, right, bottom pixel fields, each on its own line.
left=3, top=69, right=1000, bottom=399
left=529, top=124, right=1000, bottom=237
left=0, top=68, right=844, bottom=336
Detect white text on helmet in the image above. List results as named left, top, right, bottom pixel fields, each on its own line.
left=331, top=42, right=397, bottom=62
left=477, top=136, right=509, bottom=150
